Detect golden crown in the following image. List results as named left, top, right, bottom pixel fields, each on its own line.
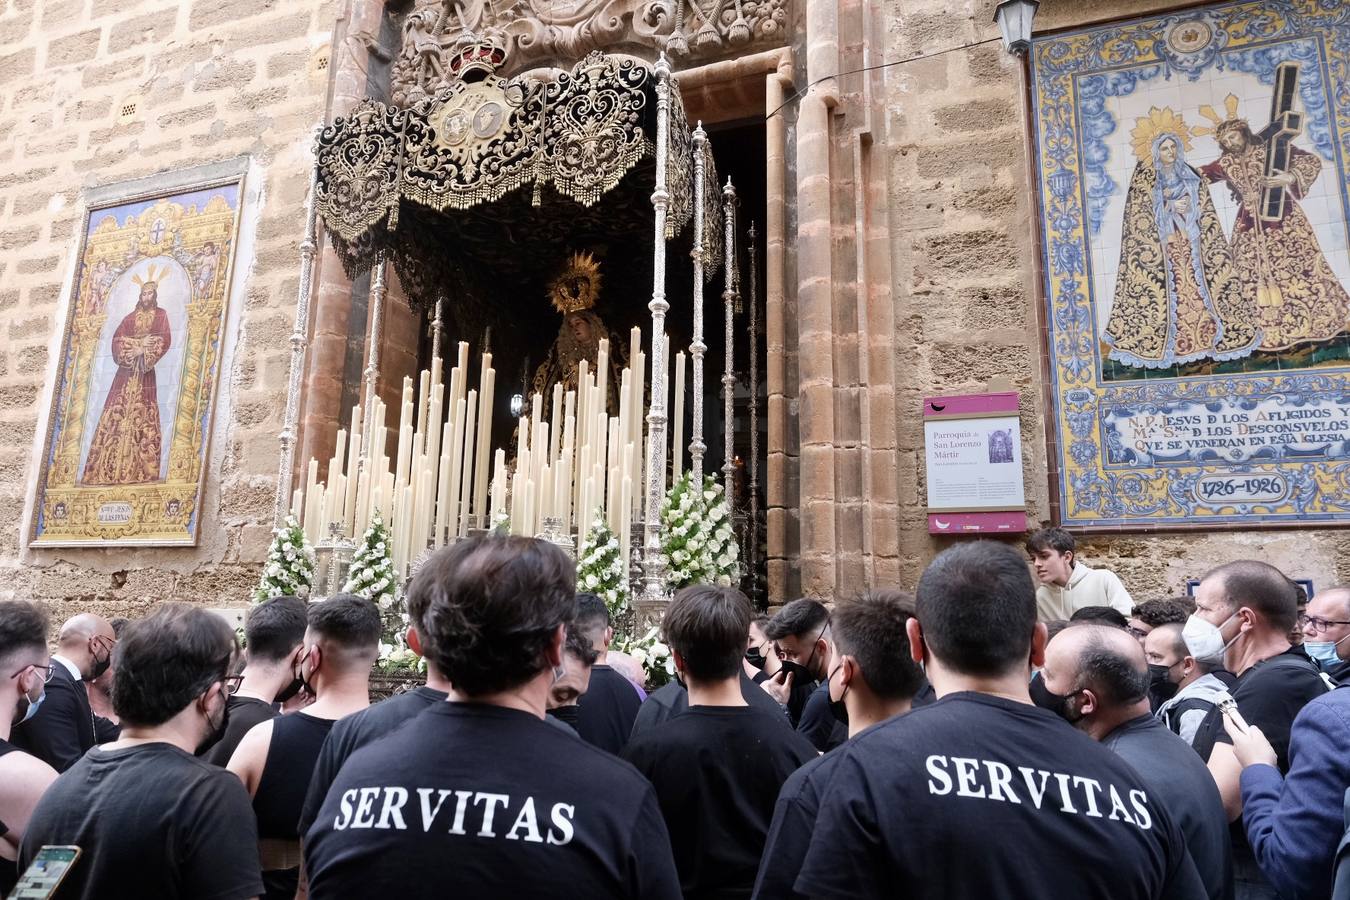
left=1130, top=106, right=1193, bottom=164
left=1193, top=93, right=1242, bottom=137
left=548, top=251, right=602, bottom=315
left=131, top=264, right=167, bottom=290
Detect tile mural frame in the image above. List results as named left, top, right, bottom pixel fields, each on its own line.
left=1030, top=1, right=1350, bottom=529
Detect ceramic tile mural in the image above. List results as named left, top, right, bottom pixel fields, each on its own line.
left=1031, top=1, right=1350, bottom=528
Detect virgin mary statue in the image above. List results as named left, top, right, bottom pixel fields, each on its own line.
left=1102, top=108, right=1260, bottom=369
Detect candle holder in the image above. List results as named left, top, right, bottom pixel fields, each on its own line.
left=536, top=516, right=575, bottom=558
left=313, top=521, right=356, bottom=600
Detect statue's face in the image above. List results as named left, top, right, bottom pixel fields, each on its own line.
left=567, top=314, right=592, bottom=344
left=1158, top=139, right=1178, bottom=165
left=138, top=285, right=158, bottom=306
left=1219, top=127, right=1247, bottom=153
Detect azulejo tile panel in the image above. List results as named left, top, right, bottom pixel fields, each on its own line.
left=1031, top=1, right=1350, bottom=527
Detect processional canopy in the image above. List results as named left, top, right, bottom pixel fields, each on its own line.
left=313, top=47, right=723, bottom=312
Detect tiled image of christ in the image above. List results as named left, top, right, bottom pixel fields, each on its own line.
left=988, top=429, right=1015, bottom=464
left=79, top=259, right=189, bottom=486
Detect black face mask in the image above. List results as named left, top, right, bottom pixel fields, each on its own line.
left=87, top=645, right=112, bottom=682
left=547, top=705, right=580, bottom=728
left=1147, top=664, right=1179, bottom=705
left=744, top=647, right=767, bottom=671
left=1030, top=674, right=1082, bottom=723
left=827, top=665, right=848, bottom=725
left=274, top=676, right=304, bottom=705
left=195, top=691, right=231, bottom=756
left=777, top=659, right=816, bottom=688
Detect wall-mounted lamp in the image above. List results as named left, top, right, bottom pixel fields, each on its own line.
left=994, top=0, right=1039, bottom=55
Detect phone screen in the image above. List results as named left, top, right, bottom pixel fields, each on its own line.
left=10, top=845, right=81, bottom=899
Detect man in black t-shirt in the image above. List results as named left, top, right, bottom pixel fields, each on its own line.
left=630, top=670, right=792, bottom=739
left=1044, top=623, right=1232, bottom=900
left=230, top=594, right=380, bottom=900
left=754, top=588, right=925, bottom=900
left=303, top=535, right=680, bottom=899
left=762, top=599, right=844, bottom=750
left=200, top=595, right=308, bottom=766
left=1191, top=560, right=1329, bottom=898
left=795, top=541, right=1204, bottom=900
left=19, top=603, right=263, bottom=900
left=624, top=585, right=816, bottom=900
left=573, top=593, right=642, bottom=752
left=547, top=626, right=597, bottom=732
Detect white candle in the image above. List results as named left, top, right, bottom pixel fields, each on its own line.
left=473, top=359, right=494, bottom=520
left=459, top=390, right=477, bottom=537
left=672, top=350, right=685, bottom=481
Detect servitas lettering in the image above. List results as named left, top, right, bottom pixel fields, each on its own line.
left=925, top=756, right=1154, bottom=830
left=332, top=786, right=576, bottom=845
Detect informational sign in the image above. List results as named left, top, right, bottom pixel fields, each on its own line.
left=924, top=392, right=1027, bottom=534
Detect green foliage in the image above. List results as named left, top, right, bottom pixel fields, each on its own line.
left=659, top=472, right=740, bottom=589
left=254, top=515, right=315, bottom=602
left=576, top=511, right=629, bottom=618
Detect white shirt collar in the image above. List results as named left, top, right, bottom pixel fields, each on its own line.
left=51, top=654, right=82, bottom=681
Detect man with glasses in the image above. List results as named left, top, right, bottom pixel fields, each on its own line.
left=20, top=603, right=263, bottom=900
left=1224, top=585, right=1350, bottom=899
left=1299, top=587, right=1350, bottom=682
left=762, top=598, right=843, bottom=750
left=0, top=601, right=60, bottom=897
left=13, top=612, right=120, bottom=772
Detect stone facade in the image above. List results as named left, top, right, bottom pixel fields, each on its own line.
left=1, top=0, right=1347, bottom=617
left=0, top=0, right=337, bottom=616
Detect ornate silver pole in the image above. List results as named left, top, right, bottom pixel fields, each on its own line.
left=747, top=221, right=760, bottom=604
left=721, top=178, right=738, bottom=504
left=639, top=55, right=673, bottom=607
left=689, top=124, right=708, bottom=485
left=430, top=293, right=444, bottom=363
left=361, top=253, right=389, bottom=459
left=274, top=157, right=322, bottom=526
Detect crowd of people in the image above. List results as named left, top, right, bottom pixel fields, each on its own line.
left=1, top=526, right=1348, bottom=899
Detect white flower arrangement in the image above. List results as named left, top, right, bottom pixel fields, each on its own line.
left=576, top=510, right=630, bottom=619
left=617, top=626, right=676, bottom=688
left=342, top=510, right=408, bottom=665
left=660, top=472, right=740, bottom=589
left=254, top=515, right=315, bottom=602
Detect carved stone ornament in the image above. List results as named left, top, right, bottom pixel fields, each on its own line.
left=389, top=0, right=790, bottom=106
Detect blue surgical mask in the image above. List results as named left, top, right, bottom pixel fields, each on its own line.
left=16, top=683, right=45, bottom=725
left=1304, top=639, right=1345, bottom=668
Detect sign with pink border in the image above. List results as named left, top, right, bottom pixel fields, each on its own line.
left=924, top=392, right=1028, bottom=535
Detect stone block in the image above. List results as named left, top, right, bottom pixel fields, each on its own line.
left=192, top=57, right=256, bottom=92
left=45, top=27, right=100, bottom=67
left=189, top=0, right=278, bottom=33
left=108, top=10, right=163, bottom=50
left=0, top=224, right=39, bottom=250
left=0, top=47, right=35, bottom=82
left=0, top=384, right=38, bottom=409
left=16, top=256, right=59, bottom=275
left=79, top=54, right=144, bottom=86
left=933, top=98, right=1016, bottom=133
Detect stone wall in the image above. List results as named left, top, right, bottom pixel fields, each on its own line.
left=0, top=0, right=339, bottom=616
left=882, top=0, right=1350, bottom=596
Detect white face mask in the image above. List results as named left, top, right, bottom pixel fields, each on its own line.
left=1182, top=612, right=1236, bottom=666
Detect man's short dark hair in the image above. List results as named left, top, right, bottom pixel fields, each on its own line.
left=1069, top=606, right=1128, bottom=628
left=1204, top=560, right=1299, bottom=633
left=406, top=535, right=576, bottom=696
left=0, top=600, right=49, bottom=669
left=113, top=603, right=236, bottom=728
left=916, top=541, right=1036, bottom=678
left=662, top=585, right=752, bottom=681
left=308, top=593, right=382, bottom=661
left=832, top=590, right=923, bottom=701
left=574, top=593, right=609, bottom=638
left=1025, top=527, right=1075, bottom=557
left=763, top=598, right=829, bottom=641
left=1129, top=598, right=1190, bottom=628
left=1069, top=624, right=1150, bottom=706
left=751, top=614, right=771, bottom=631
left=109, top=617, right=130, bottom=637
left=565, top=627, right=598, bottom=667
left=245, top=595, right=308, bottom=664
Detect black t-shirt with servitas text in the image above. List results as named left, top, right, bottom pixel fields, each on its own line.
left=303, top=702, right=681, bottom=900
left=795, top=692, right=1206, bottom=900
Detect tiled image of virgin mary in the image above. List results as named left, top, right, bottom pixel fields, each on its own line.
left=1102, top=108, right=1261, bottom=369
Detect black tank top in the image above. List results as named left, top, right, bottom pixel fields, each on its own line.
left=1, top=737, right=22, bottom=897
left=252, top=712, right=335, bottom=840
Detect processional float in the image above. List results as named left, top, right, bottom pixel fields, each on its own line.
left=275, top=44, right=748, bottom=604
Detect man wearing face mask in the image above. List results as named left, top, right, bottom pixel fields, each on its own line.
left=1299, top=585, right=1350, bottom=682
left=228, top=593, right=379, bottom=900
left=546, top=627, right=597, bottom=732
left=12, top=612, right=119, bottom=772
left=762, top=598, right=843, bottom=751
left=19, top=603, right=263, bottom=900
left=1147, top=623, right=1235, bottom=760
left=199, top=595, right=308, bottom=766
left=1221, top=588, right=1350, bottom=900
left=743, top=615, right=780, bottom=683
left=754, top=589, right=925, bottom=900
left=623, top=585, right=816, bottom=900
left=1043, top=623, right=1232, bottom=900
left=0, top=601, right=59, bottom=898
left=796, top=541, right=1204, bottom=900
left=572, top=593, right=641, bottom=752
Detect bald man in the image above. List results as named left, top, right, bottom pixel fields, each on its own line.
left=1043, top=623, right=1232, bottom=900
left=12, top=613, right=119, bottom=772
left=1301, top=586, right=1350, bottom=682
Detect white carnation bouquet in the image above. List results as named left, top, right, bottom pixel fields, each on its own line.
left=618, top=626, right=675, bottom=689
left=341, top=510, right=411, bottom=667
left=576, top=511, right=629, bottom=618
left=253, top=515, right=315, bottom=602
left=660, top=472, right=740, bottom=589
